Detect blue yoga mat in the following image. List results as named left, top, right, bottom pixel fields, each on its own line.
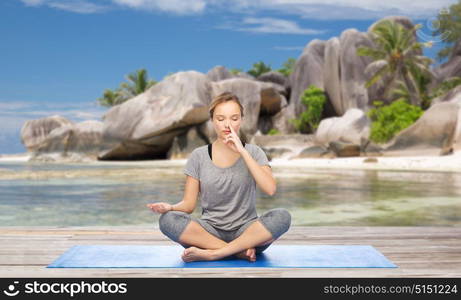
left=47, top=245, right=397, bottom=268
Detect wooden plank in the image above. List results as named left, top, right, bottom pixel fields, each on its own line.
left=0, top=226, right=459, bottom=278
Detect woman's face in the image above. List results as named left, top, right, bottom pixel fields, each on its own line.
left=212, top=101, right=242, bottom=141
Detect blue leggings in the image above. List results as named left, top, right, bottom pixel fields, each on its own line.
left=158, top=208, right=291, bottom=254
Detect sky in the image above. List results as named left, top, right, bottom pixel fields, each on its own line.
left=0, top=0, right=457, bottom=154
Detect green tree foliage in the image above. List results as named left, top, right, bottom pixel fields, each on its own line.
left=392, top=74, right=461, bottom=110
left=391, top=71, right=433, bottom=110
left=97, top=68, right=156, bottom=107
left=357, top=19, right=433, bottom=107
left=367, top=100, right=423, bottom=144
left=229, top=68, right=243, bottom=75
left=290, top=85, right=326, bottom=133
left=430, top=77, right=461, bottom=99
left=267, top=128, right=280, bottom=135
left=247, top=61, right=271, bottom=77
left=97, top=89, right=124, bottom=108
left=432, top=0, right=461, bottom=62
left=278, top=58, right=296, bottom=76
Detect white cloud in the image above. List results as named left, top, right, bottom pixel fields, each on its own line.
left=0, top=100, right=107, bottom=153
left=48, top=1, right=109, bottom=13
left=20, top=0, right=44, bottom=6
left=19, top=0, right=109, bottom=14
left=18, top=0, right=457, bottom=19
left=0, top=100, right=106, bottom=135
left=218, top=17, right=325, bottom=35
left=221, top=0, right=457, bottom=20
left=111, top=0, right=206, bottom=14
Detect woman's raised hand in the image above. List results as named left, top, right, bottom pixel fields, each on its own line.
left=146, top=202, right=173, bottom=214
left=223, top=125, right=244, bottom=153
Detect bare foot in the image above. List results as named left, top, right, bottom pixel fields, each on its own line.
left=181, top=247, right=216, bottom=262
left=235, top=248, right=256, bottom=262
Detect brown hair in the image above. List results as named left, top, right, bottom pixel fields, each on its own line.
left=208, top=92, right=247, bottom=143
left=209, top=92, right=244, bottom=119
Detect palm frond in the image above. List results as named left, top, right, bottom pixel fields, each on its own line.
left=365, top=63, right=390, bottom=88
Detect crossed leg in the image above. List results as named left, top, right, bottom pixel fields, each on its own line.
left=178, top=220, right=274, bottom=262
left=180, top=220, right=274, bottom=262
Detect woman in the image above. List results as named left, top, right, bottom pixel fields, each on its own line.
left=146, top=92, right=291, bottom=262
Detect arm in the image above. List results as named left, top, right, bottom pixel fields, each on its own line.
left=240, top=148, right=277, bottom=196
left=224, top=125, right=276, bottom=196
left=147, top=175, right=199, bottom=214
left=171, top=175, right=200, bottom=214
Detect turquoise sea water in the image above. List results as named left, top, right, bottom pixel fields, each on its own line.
left=0, top=161, right=460, bottom=227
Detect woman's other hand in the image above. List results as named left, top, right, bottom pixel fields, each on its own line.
left=146, top=202, right=173, bottom=214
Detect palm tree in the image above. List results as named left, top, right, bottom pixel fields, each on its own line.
left=278, top=58, right=296, bottom=76
left=97, top=88, right=125, bottom=107
left=247, top=61, right=271, bottom=77
left=391, top=70, right=433, bottom=109
left=432, top=0, right=461, bottom=62
left=229, top=68, right=243, bottom=75
left=120, top=68, right=156, bottom=98
left=97, top=68, right=156, bottom=107
left=357, top=19, right=434, bottom=107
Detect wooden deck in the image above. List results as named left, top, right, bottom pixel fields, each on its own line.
left=0, top=226, right=460, bottom=277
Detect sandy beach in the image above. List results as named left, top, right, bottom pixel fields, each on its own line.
left=1, top=152, right=461, bottom=173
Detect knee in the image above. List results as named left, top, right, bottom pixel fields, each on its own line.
left=260, top=208, right=292, bottom=239
left=158, top=211, right=190, bottom=241
left=273, top=208, right=292, bottom=234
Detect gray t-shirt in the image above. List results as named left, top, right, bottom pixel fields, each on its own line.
left=183, top=143, right=271, bottom=231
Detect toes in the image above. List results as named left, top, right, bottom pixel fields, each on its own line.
left=182, top=247, right=202, bottom=262
left=184, top=247, right=195, bottom=256
left=182, top=248, right=193, bottom=262
left=248, top=249, right=256, bottom=261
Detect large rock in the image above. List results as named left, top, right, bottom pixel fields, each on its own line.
left=202, top=78, right=287, bottom=142
left=288, top=39, right=326, bottom=118
left=425, top=89, right=461, bottom=153
left=209, top=78, right=263, bottom=138
left=339, top=29, right=375, bottom=112
left=290, top=16, right=420, bottom=121
left=453, top=109, right=461, bottom=153
left=382, top=101, right=460, bottom=156
left=430, top=40, right=461, bottom=92
left=20, top=115, right=73, bottom=151
left=431, top=85, right=461, bottom=105
left=361, top=138, right=384, bottom=156
left=250, top=133, right=316, bottom=159
left=323, top=37, right=342, bottom=114
left=433, top=67, right=460, bottom=90
left=29, top=120, right=103, bottom=162
left=260, top=82, right=286, bottom=115
left=235, top=72, right=255, bottom=80
left=329, top=141, right=361, bottom=157
left=295, top=145, right=332, bottom=158
left=270, top=104, right=297, bottom=134
left=99, top=71, right=212, bottom=160
left=324, top=30, right=375, bottom=116
left=314, top=108, right=370, bottom=147
left=257, top=71, right=288, bottom=87
left=207, top=65, right=234, bottom=82
left=167, top=125, right=209, bottom=159
left=446, top=95, right=461, bottom=153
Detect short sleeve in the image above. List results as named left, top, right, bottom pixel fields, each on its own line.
left=184, top=150, right=200, bottom=180
left=253, top=145, right=271, bottom=168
